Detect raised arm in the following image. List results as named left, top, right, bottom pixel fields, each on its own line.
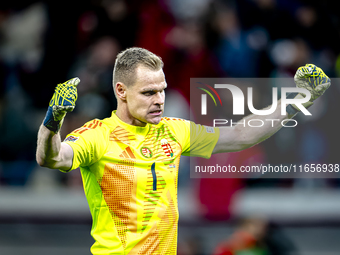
left=36, top=78, right=80, bottom=171
left=36, top=125, right=73, bottom=170
left=213, top=64, right=331, bottom=154
left=213, top=100, right=293, bottom=153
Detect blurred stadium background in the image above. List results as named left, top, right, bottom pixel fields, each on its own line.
left=1, top=0, right=340, bottom=254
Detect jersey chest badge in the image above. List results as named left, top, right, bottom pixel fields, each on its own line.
left=140, top=146, right=153, bottom=158
left=161, top=139, right=174, bottom=157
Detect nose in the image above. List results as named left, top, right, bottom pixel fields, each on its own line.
left=154, top=92, right=165, bottom=105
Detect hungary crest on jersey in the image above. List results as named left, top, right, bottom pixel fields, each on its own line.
left=161, top=139, right=174, bottom=157
left=140, top=146, right=152, bottom=158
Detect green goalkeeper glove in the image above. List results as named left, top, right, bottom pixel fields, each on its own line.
left=43, top=77, right=80, bottom=133
left=286, top=64, right=331, bottom=115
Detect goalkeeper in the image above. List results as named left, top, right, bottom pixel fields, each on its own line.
left=36, top=47, right=330, bottom=255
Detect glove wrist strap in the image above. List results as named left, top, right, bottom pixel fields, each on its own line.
left=43, top=106, right=63, bottom=133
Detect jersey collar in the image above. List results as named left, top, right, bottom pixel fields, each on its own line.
left=111, top=111, right=151, bottom=136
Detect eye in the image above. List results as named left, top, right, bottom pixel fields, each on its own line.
left=143, top=91, right=155, bottom=96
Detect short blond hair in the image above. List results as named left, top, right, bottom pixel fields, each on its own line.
left=113, top=47, right=164, bottom=87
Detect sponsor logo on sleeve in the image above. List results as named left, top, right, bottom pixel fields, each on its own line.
left=64, top=135, right=79, bottom=142
left=204, top=126, right=215, bottom=133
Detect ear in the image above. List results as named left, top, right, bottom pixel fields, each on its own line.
left=115, top=82, right=127, bottom=101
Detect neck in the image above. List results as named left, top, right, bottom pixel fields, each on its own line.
left=116, top=105, right=147, bottom=127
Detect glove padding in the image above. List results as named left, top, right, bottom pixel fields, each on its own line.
left=43, top=77, right=80, bottom=133
left=294, top=64, right=331, bottom=101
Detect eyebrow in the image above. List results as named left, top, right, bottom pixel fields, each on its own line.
left=141, top=84, right=167, bottom=92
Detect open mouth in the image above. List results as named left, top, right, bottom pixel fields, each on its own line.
left=149, top=110, right=162, bottom=116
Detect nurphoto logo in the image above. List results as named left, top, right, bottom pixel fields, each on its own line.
left=196, top=81, right=311, bottom=128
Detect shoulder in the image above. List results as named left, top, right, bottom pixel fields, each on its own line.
left=64, top=118, right=113, bottom=152
left=160, top=116, right=190, bottom=125
left=67, top=117, right=114, bottom=140
left=158, top=116, right=191, bottom=135
left=72, top=119, right=106, bottom=134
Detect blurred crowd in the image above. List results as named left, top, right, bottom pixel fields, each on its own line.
left=1, top=0, right=340, bottom=218
left=212, top=218, right=297, bottom=255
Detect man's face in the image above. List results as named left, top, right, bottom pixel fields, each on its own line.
left=125, top=66, right=166, bottom=126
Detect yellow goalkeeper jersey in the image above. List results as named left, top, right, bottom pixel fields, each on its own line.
left=63, top=111, right=219, bottom=255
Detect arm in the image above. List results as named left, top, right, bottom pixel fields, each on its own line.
left=36, top=77, right=80, bottom=170
left=212, top=99, right=294, bottom=153
left=36, top=125, right=73, bottom=170
left=213, top=64, right=330, bottom=154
